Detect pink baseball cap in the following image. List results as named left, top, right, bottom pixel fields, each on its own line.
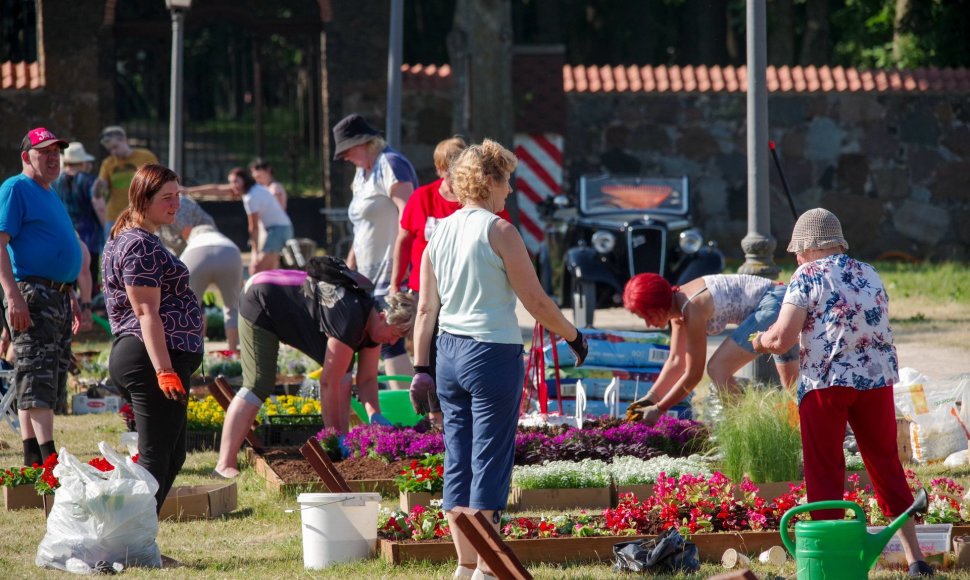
left=24, top=127, right=68, bottom=150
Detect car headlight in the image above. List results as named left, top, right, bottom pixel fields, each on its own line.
left=679, top=229, right=704, bottom=254
left=591, top=230, right=616, bottom=254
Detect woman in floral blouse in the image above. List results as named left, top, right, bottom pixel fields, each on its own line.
left=755, top=208, right=932, bottom=577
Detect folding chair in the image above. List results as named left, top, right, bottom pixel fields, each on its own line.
left=0, top=368, right=20, bottom=437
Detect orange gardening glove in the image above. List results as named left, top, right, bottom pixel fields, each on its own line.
left=626, top=399, right=651, bottom=422
left=157, top=370, right=186, bottom=403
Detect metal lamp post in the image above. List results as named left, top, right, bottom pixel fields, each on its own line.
left=740, top=0, right=780, bottom=385
left=738, top=0, right=779, bottom=280
left=385, top=0, right=404, bottom=148
left=166, top=0, right=192, bottom=176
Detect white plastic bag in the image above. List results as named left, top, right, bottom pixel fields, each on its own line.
left=36, top=441, right=161, bottom=571
left=893, top=373, right=970, bottom=464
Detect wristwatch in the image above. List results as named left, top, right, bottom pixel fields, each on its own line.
left=80, top=302, right=91, bottom=312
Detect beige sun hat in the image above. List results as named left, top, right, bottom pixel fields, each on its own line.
left=62, top=142, right=96, bottom=164
left=787, top=208, right=849, bottom=253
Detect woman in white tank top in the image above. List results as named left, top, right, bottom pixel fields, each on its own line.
left=410, top=140, right=587, bottom=580
left=622, top=273, right=800, bottom=425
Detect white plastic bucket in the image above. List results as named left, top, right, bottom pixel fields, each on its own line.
left=297, top=492, right=381, bottom=569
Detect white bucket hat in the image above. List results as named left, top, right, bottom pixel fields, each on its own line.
left=787, top=208, right=849, bottom=253
left=62, top=142, right=96, bottom=164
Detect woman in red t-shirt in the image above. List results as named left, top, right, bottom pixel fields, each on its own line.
left=390, top=137, right=511, bottom=295
left=390, top=137, right=463, bottom=295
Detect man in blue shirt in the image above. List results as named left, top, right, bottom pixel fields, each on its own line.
left=0, top=127, right=83, bottom=467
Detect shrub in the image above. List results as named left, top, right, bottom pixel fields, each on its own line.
left=716, top=387, right=802, bottom=483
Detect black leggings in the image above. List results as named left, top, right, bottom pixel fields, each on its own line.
left=108, top=335, right=202, bottom=513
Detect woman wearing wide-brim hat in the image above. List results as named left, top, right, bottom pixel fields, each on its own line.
left=754, top=208, right=934, bottom=577
left=332, top=113, right=419, bottom=391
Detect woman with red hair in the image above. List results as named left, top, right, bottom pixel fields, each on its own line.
left=623, top=272, right=798, bottom=425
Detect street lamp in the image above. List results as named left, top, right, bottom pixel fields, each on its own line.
left=740, top=0, right=779, bottom=385
left=166, top=0, right=192, bottom=176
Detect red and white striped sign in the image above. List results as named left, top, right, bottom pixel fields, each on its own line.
left=514, top=133, right=563, bottom=253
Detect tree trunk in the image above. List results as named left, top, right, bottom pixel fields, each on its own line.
left=447, top=0, right=517, bottom=217
left=768, top=0, right=794, bottom=65
left=892, top=0, right=912, bottom=66
left=799, top=0, right=829, bottom=65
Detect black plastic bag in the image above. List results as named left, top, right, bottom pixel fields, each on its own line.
left=612, top=528, right=701, bottom=573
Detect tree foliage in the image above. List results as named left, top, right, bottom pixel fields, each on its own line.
left=402, top=0, right=970, bottom=68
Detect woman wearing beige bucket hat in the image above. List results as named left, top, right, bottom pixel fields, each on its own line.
left=52, top=142, right=106, bottom=288
left=754, top=208, right=933, bottom=577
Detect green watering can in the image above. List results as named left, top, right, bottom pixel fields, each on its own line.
left=780, top=488, right=928, bottom=579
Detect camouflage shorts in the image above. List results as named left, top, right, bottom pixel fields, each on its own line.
left=5, top=282, right=72, bottom=409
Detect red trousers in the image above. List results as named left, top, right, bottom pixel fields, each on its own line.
left=800, top=386, right=914, bottom=520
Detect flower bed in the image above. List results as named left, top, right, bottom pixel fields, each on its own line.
left=378, top=504, right=785, bottom=565
left=378, top=470, right=970, bottom=566
left=395, top=454, right=445, bottom=511
left=181, top=394, right=322, bottom=450
left=327, top=416, right=707, bottom=465
left=378, top=532, right=786, bottom=565
left=3, top=484, right=44, bottom=510
left=251, top=448, right=406, bottom=495
left=511, top=459, right=613, bottom=511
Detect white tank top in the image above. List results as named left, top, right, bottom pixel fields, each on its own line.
left=427, top=207, right=522, bottom=344
left=682, top=274, right=774, bottom=335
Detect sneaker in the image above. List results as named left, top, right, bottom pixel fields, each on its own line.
left=452, top=566, right=475, bottom=579
left=908, top=560, right=934, bottom=577
left=471, top=570, right=497, bottom=580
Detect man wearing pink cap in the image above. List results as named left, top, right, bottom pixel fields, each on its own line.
left=0, top=127, right=83, bottom=467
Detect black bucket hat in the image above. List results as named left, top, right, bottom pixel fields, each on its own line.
left=332, top=114, right=381, bottom=160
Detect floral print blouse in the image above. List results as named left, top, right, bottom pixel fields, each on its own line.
left=784, top=253, right=898, bottom=402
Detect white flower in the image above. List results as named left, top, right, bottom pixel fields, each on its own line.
left=609, top=455, right=712, bottom=486
left=512, top=459, right=610, bottom=490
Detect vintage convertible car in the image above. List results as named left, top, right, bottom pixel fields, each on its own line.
left=538, top=174, right=724, bottom=328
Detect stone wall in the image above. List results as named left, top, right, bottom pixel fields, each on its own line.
left=399, top=88, right=969, bottom=261
left=565, top=92, right=970, bottom=261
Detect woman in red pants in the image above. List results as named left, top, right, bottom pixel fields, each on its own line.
left=754, top=208, right=932, bottom=578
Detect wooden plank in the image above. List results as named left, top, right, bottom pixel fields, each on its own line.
left=211, top=376, right=264, bottom=451
left=299, top=437, right=352, bottom=493
left=454, top=511, right=533, bottom=580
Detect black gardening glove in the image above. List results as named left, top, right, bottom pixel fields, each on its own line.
left=566, top=329, right=589, bottom=367
left=409, top=370, right=440, bottom=415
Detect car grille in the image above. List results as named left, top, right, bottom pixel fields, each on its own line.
left=626, top=226, right=665, bottom=277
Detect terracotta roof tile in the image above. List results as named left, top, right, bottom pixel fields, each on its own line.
left=626, top=65, right=641, bottom=92
left=709, top=65, right=725, bottom=92
left=0, top=61, right=42, bottom=90
left=403, top=63, right=970, bottom=94
left=695, top=65, right=710, bottom=92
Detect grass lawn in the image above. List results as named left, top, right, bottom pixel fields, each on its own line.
left=2, top=412, right=968, bottom=578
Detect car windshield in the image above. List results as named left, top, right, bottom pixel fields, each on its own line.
left=580, top=176, right=688, bottom=216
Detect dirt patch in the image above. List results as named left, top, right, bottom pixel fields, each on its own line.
left=259, top=448, right=409, bottom=483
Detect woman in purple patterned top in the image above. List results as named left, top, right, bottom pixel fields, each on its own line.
left=102, top=164, right=204, bottom=518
